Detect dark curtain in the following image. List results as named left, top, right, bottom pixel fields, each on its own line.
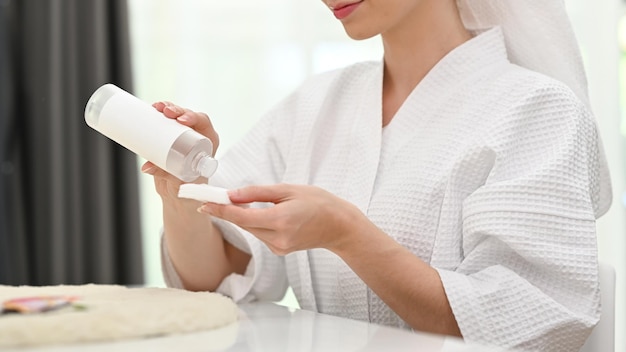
left=0, top=0, right=143, bottom=285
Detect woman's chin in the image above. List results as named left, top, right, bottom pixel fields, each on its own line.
left=342, top=26, right=378, bottom=41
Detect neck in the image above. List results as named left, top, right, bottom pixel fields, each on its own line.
left=381, top=1, right=471, bottom=125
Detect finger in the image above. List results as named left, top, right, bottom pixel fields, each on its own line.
left=152, top=101, right=220, bottom=153
left=176, top=111, right=218, bottom=137
left=152, top=101, right=185, bottom=120
left=141, top=161, right=178, bottom=182
left=228, top=184, right=293, bottom=204
left=150, top=167, right=182, bottom=183
left=141, top=162, right=182, bottom=185
left=141, top=161, right=158, bottom=175
left=163, top=104, right=186, bottom=118
left=237, top=228, right=290, bottom=256
left=199, top=203, right=276, bottom=229
left=152, top=101, right=167, bottom=113
left=175, top=112, right=220, bottom=154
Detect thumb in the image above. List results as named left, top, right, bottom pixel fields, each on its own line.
left=228, top=184, right=292, bottom=204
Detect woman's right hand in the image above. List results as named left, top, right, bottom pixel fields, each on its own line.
left=141, top=101, right=220, bottom=201
left=140, top=101, right=220, bottom=235
left=141, top=102, right=243, bottom=292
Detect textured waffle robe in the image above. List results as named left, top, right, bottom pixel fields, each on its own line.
left=162, top=28, right=610, bottom=351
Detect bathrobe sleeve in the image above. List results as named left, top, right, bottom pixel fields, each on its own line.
left=437, top=82, right=604, bottom=351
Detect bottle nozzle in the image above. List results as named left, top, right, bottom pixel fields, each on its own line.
left=197, top=154, right=218, bottom=179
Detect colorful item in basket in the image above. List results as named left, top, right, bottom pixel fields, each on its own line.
left=2, top=295, right=80, bottom=314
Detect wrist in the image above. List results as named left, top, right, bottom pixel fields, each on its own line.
left=162, top=200, right=214, bottom=239
left=328, top=203, right=375, bottom=257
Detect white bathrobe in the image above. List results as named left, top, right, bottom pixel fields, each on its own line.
left=162, top=28, right=611, bottom=351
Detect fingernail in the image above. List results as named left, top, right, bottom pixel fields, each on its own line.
left=141, top=165, right=156, bottom=174
left=177, top=115, right=189, bottom=122
left=197, top=205, right=212, bottom=214
left=167, top=105, right=183, bottom=114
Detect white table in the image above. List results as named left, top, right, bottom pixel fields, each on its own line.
left=9, top=303, right=510, bottom=352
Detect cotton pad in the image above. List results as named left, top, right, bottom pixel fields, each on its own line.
left=178, top=184, right=232, bottom=204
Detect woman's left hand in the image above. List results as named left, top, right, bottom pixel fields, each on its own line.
left=197, top=184, right=365, bottom=255
left=200, top=183, right=461, bottom=336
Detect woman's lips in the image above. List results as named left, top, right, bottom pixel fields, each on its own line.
left=332, top=1, right=362, bottom=20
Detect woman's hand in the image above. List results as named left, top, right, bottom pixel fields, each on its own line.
left=199, top=184, right=461, bottom=335
left=140, top=101, right=219, bottom=235
left=154, top=101, right=220, bottom=153
left=140, top=102, right=246, bottom=292
left=197, top=184, right=367, bottom=255
left=141, top=101, right=219, bottom=204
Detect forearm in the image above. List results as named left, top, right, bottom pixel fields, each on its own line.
left=333, top=213, right=461, bottom=336
left=163, top=202, right=250, bottom=292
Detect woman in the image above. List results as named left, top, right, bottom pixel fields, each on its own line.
left=142, top=0, right=612, bottom=350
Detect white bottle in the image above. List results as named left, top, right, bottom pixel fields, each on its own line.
left=84, top=83, right=218, bottom=182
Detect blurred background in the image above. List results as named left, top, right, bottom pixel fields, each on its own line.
left=1, top=0, right=624, bottom=350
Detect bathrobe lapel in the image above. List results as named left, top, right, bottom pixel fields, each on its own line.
left=384, top=28, right=510, bottom=157
left=283, top=63, right=384, bottom=316
left=344, top=63, right=384, bottom=214
left=336, top=64, right=383, bottom=321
